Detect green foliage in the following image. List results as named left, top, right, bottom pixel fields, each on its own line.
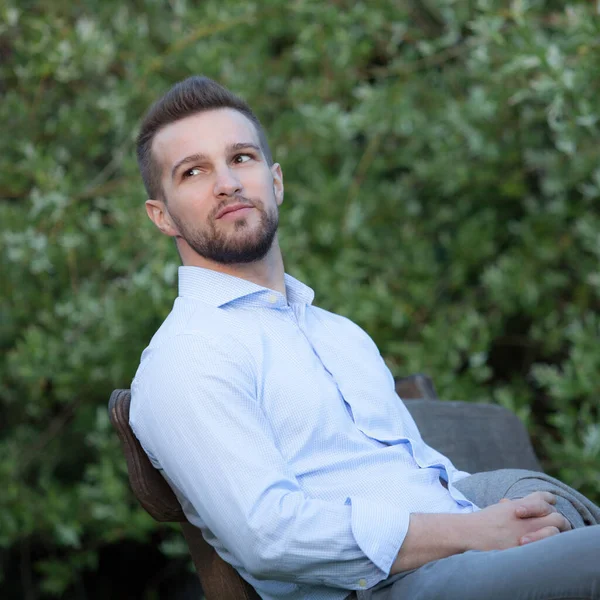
left=1, top=0, right=599, bottom=596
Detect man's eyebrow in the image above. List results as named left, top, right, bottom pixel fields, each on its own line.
left=226, top=142, right=261, bottom=154
left=170, top=143, right=262, bottom=180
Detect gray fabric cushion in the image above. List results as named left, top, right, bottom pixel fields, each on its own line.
left=404, top=400, right=542, bottom=474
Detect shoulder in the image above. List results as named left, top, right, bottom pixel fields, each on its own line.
left=130, top=306, right=260, bottom=441
left=137, top=298, right=259, bottom=376
left=131, top=299, right=261, bottom=413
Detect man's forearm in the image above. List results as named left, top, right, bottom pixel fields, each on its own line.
left=390, top=513, right=471, bottom=573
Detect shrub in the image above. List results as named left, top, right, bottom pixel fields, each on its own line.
left=1, top=0, right=598, bottom=595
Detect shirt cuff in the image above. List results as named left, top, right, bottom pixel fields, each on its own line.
left=347, top=496, right=410, bottom=583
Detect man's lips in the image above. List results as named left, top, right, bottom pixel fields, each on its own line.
left=215, top=203, right=254, bottom=219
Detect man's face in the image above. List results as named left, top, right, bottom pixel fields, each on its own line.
left=148, top=108, right=283, bottom=264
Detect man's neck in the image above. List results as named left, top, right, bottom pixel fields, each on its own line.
left=178, top=238, right=287, bottom=297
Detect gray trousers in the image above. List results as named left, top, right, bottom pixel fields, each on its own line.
left=357, top=470, right=600, bottom=600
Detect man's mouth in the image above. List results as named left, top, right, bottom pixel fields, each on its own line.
left=216, top=203, right=254, bottom=219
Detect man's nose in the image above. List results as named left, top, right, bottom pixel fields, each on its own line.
left=213, top=167, right=242, bottom=197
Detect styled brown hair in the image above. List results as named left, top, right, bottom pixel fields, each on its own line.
left=136, top=76, right=273, bottom=201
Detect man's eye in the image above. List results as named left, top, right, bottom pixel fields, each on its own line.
left=233, top=154, right=252, bottom=164
left=183, top=167, right=201, bottom=178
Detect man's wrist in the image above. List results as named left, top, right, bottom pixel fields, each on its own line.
left=390, top=512, right=473, bottom=574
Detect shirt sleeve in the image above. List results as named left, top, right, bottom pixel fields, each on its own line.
left=130, top=332, right=407, bottom=589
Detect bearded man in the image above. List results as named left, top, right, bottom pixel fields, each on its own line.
left=131, top=76, right=600, bottom=600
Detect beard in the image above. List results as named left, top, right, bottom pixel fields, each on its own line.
left=170, top=195, right=279, bottom=265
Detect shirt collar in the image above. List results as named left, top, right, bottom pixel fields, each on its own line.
left=177, top=266, right=315, bottom=308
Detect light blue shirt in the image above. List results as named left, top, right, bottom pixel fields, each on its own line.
left=131, top=266, right=478, bottom=600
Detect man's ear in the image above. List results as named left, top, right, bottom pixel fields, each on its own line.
left=271, top=163, right=284, bottom=206
left=145, top=199, right=179, bottom=236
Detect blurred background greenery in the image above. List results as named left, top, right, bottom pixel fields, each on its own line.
left=1, top=0, right=599, bottom=598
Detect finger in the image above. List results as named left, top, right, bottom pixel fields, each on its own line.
left=522, top=491, right=557, bottom=505
left=520, top=491, right=557, bottom=504
left=524, top=512, right=572, bottom=532
left=520, top=526, right=561, bottom=545
left=499, top=498, right=510, bottom=504
left=547, top=512, right=572, bottom=532
left=539, top=491, right=557, bottom=505
left=515, top=500, right=554, bottom=518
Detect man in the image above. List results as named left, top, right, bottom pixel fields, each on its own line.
left=130, top=76, right=599, bottom=600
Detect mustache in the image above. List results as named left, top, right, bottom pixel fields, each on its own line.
left=211, top=196, right=260, bottom=219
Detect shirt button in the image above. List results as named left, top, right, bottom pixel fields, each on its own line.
left=358, top=579, right=367, bottom=588
left=267, top=294, right=277, bottom=304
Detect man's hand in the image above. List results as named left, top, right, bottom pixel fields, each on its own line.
left=499, top=491, right=572, bottom=545
left=469, top=491, right=572, bottom=551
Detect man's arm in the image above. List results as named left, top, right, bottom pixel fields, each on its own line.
left=391, top=492, right=572, bottom=573
left=131, top=332, right=407, bottom=590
